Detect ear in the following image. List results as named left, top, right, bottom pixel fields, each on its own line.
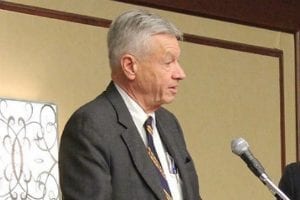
left=120, top=54, right=137, bottom=80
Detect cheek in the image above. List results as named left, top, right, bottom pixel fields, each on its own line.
left=141, top=66, right=171, bottom=92
left=159, top=74, right=171, bottom=86
left=157, top=79, right=170, bottom=97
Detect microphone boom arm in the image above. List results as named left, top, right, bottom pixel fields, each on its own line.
left=259, top=173, right=290, bottom=200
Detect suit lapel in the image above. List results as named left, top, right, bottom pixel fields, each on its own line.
left=105, top=82, right=165, bottom=200
left=121, top=128, right=165, bottom=200
left=156, top=111, right=191, bottom=200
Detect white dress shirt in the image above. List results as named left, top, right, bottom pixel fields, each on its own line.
left=115, top=83, right=183, bottom=200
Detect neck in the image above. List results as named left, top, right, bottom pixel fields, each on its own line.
left=113, top=80, right=159, bottom=114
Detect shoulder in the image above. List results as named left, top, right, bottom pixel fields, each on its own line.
left=70, top=81, right=121, bottom=121
left=63, top=92, right=119, bottom=138
left=155, top=107, right=184, bottom=138
left=71, top=93, right=113, bottom=122
left=156, top=107, right=182, bottom=130
left=281, top=162, right=300, bottom=184
left=284, top=162, right=300, bottom=174
left=156, top=107, right=176, bottom=120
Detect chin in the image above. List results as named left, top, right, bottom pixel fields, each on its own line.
left=163, top=97, right=176, bottom=104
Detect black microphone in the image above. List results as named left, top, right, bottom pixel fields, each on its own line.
left=231, top=137, right=265, bottom=177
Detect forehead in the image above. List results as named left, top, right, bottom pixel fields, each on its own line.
left=148, top=34, right=181, bottom=55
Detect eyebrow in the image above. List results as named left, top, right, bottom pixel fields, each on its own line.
left=164, top=51, right=180, bottom=60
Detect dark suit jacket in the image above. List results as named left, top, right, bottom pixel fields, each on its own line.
left=278, top=162, right=300, bottom=200
left=59, top=82, right=201, bottom=200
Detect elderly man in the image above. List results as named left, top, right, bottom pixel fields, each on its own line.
left=59, top=10, right=201, bottom=200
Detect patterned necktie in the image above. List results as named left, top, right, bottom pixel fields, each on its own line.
left=144, top=116, right=172, bottom=200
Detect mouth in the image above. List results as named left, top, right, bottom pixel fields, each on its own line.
left=169, top=86, right=178, bottom=94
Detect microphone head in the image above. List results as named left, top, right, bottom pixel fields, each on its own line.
left=231, top=137, right=249, bottom=155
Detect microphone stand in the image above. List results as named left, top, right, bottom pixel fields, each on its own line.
left=259, top=173, right=290, bottom=200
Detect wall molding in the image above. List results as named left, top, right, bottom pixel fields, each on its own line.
left=0, top=1, right=111, bottom=27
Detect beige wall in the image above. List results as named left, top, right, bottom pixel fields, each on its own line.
left=0, top=1, right=296, bottom=199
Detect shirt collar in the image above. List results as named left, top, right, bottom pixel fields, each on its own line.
left=114, top=82, right=155, bottom=125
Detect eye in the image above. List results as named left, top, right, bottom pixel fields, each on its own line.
left=165, top=60, right=173, bottom=65
left=165, top=58, right=176, bottom=65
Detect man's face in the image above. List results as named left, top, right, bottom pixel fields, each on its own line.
left=133, top=34, right=186, bottom=111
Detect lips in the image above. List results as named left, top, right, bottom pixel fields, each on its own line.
left=169, top=86, right=178, bottom=94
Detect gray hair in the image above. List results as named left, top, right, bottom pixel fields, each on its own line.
left=107, top=10, right=183, bottom=71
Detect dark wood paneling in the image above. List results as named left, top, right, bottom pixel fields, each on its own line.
left=115, top=0, right=300, bottom=33
left=279, top=54, right=286, bottom=170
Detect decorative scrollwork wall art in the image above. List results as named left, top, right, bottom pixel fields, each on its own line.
left=0, top=98, right=59, bottom=200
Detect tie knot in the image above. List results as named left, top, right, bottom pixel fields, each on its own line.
left=145, top=116, right=153, bottom=126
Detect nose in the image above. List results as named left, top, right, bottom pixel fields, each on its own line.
left=172, top=62, right=186, bottom=80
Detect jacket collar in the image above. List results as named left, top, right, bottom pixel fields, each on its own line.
left=104, top=81, right=166, bottom=199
